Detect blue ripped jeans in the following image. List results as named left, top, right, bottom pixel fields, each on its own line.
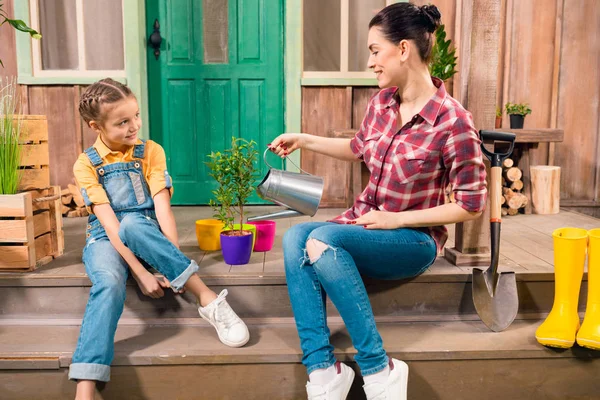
left=69, top=212, right=199, bottom=382
left=283, top=222, right=436, bottom=376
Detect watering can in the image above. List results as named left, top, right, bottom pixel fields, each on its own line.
left=247, top=148, right=324, bottom=222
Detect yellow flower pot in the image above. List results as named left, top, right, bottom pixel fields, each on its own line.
left=195, top=219, right=224, bottom=251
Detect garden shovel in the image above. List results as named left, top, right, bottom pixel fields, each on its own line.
left=472, top=130, right=519, bottom=332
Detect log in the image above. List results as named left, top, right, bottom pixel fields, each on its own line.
left=504, top=167, right=522, bottom=182
left=61, top=194, right=73, bottom=205
left=501, top=207, right=508, bottom=217
left=68, top=184, right=85, bottom=208
left=503, top=188, right=527, bottom=209
left=510, top=179, right=524, bottom=191
left=507, top=207, right=520, bottom=216
left=502, top=158, right=514, bottom=168
left=530, top=166, right=560, bottom=214
left=61, top=205, right=70, bottom=215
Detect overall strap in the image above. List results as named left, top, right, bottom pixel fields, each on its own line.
left=133, top=139, right=146, bottom=159
left=84, top=146, right=103, bottom=167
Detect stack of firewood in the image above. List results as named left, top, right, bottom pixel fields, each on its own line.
left=501, top=158, right=527, bottom=216
left=61, top=184, right=89, bottom=218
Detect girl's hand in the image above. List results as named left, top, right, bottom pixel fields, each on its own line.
left=352, top=211, right=403, bottom=230
left=268, top=133, right=305, bottom=158
left=133, top=271, right=171, bottom=298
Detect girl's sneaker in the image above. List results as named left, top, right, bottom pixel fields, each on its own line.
left=362, top=358, right=409, bottom=400
left=306, top=361, right=355, bottom=400
left=198, top=289, right=250, bottom=347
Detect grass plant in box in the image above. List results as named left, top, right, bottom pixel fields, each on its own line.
left=0, top=77, right=22, bottom=195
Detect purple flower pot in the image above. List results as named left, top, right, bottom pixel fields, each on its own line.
left=220, top=232, right=253, bottom=265
left=248, top=220, right=276, bottom=252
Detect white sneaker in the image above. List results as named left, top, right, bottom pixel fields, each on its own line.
left=306, top=361, right=355, bottom=400
left=363, top=358, right=409, bottom=400
left=198, top=289, right=250, bottom=348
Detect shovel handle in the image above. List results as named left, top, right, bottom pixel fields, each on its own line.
left=479, top=130, right=516, bottom=168
left=490, top=166, right=503, bottom=222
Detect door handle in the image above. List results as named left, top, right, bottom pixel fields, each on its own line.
left=148, top=19, right=162, bottom=60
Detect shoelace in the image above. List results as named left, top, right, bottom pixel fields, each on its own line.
left=214, top=300, right=239, bottom=329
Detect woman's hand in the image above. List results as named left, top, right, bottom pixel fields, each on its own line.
left=133, top=270, right=171, bottom=298
left=268, top=133, right=305, bottom=158
left=353, top=211, right=404, bottom=230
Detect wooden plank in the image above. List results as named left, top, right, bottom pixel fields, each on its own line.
left=446, top=0, right=500, bottom=265
left=19, top=143, right=50, bottom=166
left=0, top=192, right=32, bottom=217
left=0, top=217, right=29, bottom=242
left=16, top=117, right=49, bottom=143
left=34, top=233, right=53, bottom=262
left=555, top=2, right=600, bottom=201
left=19, top=167, right=50, bottom=191
left=0, top=0, right=17, bottom=79
left=492, top=128, right=564, bottom=143
left=48, top=186, right=65, bottom=257
left=301, top=87, right=352, bottom=207
left=0, top=245, right=31, bottom=269
left=27, top=87, right=82, bottom=188
left=548, top=0, right=565, bottom=165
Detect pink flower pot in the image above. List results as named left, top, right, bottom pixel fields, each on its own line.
left=248, top=220, right=276, bottom=252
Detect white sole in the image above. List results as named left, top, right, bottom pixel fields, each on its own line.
left=198, top=311, right=250, bottom=348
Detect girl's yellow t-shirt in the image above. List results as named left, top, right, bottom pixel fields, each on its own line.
left=73, top=137, right=173, bottom=212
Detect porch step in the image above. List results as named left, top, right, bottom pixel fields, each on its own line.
left=0, top=271, right=587, bottom=322
left=1, top=319, right=598, bottom=399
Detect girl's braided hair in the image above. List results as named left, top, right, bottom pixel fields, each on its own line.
left=79, top=78, right=134, bottom=125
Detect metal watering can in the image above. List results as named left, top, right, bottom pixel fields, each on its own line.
left=247, top=148, right=324, bottom=222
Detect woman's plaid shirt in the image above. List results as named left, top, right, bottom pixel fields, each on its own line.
left=331, top=78, right=487, bottom=251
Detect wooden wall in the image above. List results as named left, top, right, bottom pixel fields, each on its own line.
left=302, top=0, right=600, bottom=208
left=2, top=1, right=600, bottom=206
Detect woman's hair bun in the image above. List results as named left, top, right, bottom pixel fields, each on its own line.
left=421, top=4, right=441, bottom=33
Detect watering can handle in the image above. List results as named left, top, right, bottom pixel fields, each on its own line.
left=263, top=147, right=314, bottom=175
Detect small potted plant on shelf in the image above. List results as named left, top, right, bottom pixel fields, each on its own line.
left=495, top=106, right=502, bottom=129
left=505, top=102, right=532, bottom=129
left=207, top=138, right=258, bottom=265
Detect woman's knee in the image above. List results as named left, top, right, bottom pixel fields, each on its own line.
left=91, top=272, right=127, bottom=303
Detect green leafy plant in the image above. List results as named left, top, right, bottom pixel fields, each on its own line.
left=496, top=106, right=502, bottom=118
left=0, top=77, right=22, bottom=195
left=207, top=138, right=258, bottom=235
left=505, top=102, right=532, bottom=116
left=0, top=2, right=42, bottom=68
left=429, top=24, right=457, bottom=81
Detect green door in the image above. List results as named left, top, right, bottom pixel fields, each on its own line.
left=147, top=0, right=283, bottom=204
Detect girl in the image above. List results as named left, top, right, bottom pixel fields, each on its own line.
left=269, top=3, right=487, bottom=400
left=70, top=78, right=249, bottom=400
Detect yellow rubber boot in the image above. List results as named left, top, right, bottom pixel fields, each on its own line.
left=577, top=228, right=600, bottom=350
left=535, top=227, right=587, bottom=348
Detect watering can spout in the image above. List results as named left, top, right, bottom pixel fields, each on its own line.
left=247, top=209, right=304, bottom=222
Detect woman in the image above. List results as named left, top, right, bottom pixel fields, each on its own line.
left=269, top=3, right=487, bottom=400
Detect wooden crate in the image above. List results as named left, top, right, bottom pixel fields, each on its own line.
left=16, top=115, right=50, bottom=191
left=0, top=186, right=65, bottom=271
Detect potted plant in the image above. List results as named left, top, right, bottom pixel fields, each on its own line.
left=505, top=102, right=532, bottom=129
left=207, top=138, right=258, bottom=265
left=0, top=78, right=63, bottom=271
left=0, top=77, right=22, bottom=195
left=429, top=24, right=457, bottom=82
left=495, top=107, right=502, bottom=129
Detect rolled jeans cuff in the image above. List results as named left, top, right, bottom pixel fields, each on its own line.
left=69, top=362, right=110, bottom=382
left=170, top=259, right=199, bottom=291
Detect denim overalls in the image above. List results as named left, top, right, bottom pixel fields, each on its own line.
left=69, top=140, right=199, bottom=382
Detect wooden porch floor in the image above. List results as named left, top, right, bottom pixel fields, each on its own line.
left=4, top=206, right=599, bottom=281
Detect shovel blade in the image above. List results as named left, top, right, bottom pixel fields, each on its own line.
left=472, top=268, right=519, bottom=332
